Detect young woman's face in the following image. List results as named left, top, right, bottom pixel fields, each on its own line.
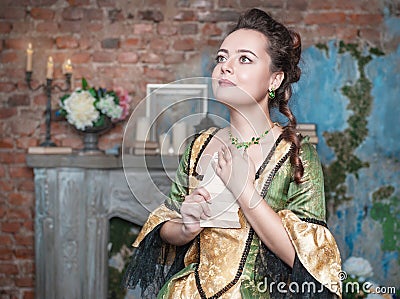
left=212, top=29, right=274, bottom=107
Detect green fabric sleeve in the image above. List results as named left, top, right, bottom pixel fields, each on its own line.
left=286, top=140, right=327, bottom=222
left=164, top=143, right=192, bottom=212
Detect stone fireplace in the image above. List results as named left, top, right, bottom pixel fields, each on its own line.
left=27, top=154, right=179, bottom=299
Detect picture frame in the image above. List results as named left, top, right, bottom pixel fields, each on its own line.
left=145, top=83, right=208, bottom=142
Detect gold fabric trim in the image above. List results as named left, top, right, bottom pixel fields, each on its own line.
left=278, top=209, right=342, bottom=297
left=133, top=204, right=181, bottom=247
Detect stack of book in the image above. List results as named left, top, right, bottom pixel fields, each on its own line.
left=296, top=123, right=318, bottom=146
left=127, top=141, right=159, bottom=155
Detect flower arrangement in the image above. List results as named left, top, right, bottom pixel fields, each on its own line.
left=59, top=78, right=131, bottom=131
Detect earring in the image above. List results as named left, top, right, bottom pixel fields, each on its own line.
left=268, top=87, right=275, bottom=99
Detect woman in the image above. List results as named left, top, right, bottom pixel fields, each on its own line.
left=123, top=8, right=342, bottom=299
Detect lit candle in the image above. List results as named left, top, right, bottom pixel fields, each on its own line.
left=63, top=59, right=73, bottom=74
left=26, top=43, right=33, bottom=72
left=46, top=56, right=54, bottom=79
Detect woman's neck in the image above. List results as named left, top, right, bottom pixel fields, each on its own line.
left=229, top=107, right=274, bottom=142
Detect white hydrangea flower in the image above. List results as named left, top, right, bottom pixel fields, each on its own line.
left=62, top=90, right=99, bottom=130
left=96, top=94, right=123, bottom=120
left=343, top=256, right=374, bottom=280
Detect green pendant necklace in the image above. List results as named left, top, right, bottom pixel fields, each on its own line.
left=229, top=123, right=275, bottom=150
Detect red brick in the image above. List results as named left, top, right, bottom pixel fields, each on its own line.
left=62, top=7, right=84, bottom=20
left=1, top=222, right=22, bottom=233
left=149, top=39, right=169, bottom=52
left=7, top=207, right=31, bottom=219
left=23, top=221, right=34, bottom=231
left=10, top=118, right=39, bottom=136
left=0, top=82, right=17, bottom=92
left=0, top=7, right=26, bottom=19
left=56, top=36, right=79, bottom=49
left=70, top=52, right=90, bottom=64
left=359, top=28, right=381, bottom=43
left=15, top=248, right=34, bottom=259
left=121, top=38, right=141, bottom=49
left=304, top=12, right=346, bottom=25
left=11, top=21, right=30, bottom=33
left=15, top=234, right=34, bottom=246
left=0, top=165, right=5, bottom=177
left=0, top=235, right=13, bottom=246
left=0, top=263, right=19, bottom=275
left=143, top=67, right=173, bottom=80
left=134, top=23, right=153, bottom=34
left=9, top=192, right=32, bottom=206
left=16, top=136, right=38, bottom=149
left=180, top=23, right=198, bottom=35
left=308, top=0, right=335, bottom=10
left=173, top=38, right=195, bottom=51
left=174, top=10, right=196, bottom=21
left=84, top=8, right=103, bottom=20
left=93, top=51, right=115, bottom=62
left=0, top=248, right=14, bottom=260
left=0, top=138, right=14, bottom=148
left=201, top=23, right=222, bottom=36
left=141, top=52, right=161, bottom=63
left=59, top=21, right=82, bottom=33
left=4, top=38, right=27, bottom=50
left=23, top=290, right=35, bottom=299
left=97, top=0, right=114, bottom=7
left=117, top=52, right=139, bottom=63
left=36, top=21, right=58, bottom=33
left=0, top=22, right=12, bottom=33
left=60, top=136, right=83, bottom=148
left=0, top=152, right=26, bottom=164
left=31, top=0, right=57, bottom=4
left=8, top=94, right=30, bottom=106
left=157, top=23, right=178, bottom=36
left=287, top=0, right=308, bottom=10
left=164, top=53, right=185, bottom=64
left=0, top=276, right=15, bottom=287
left=1, top=51, right=18, bottom=63
left=9, top=166, right=33, bottom=179
left=0, top=180, right=14, bottom=192
left=30, top=7, right=55, bottom=20
left=16, top=277, right=34, bottom=287
left=67, top=0, right=90, bottom=5
left=348, top=13, right=383, bottom=26
left=0, top=204, right=7, bottom=217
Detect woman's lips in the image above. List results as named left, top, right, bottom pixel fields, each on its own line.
left=218, top=79, right=236, bottom=87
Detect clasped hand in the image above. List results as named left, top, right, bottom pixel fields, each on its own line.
left=180, top=144, right=256, bottom=236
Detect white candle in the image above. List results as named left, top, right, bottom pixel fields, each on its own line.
left=46, top=56, right=54, bottom=79
left=159, top=133, right=170, bottom=155
left=63, top=59, right=73, bottom=74
left=172, top=122, right=187, bottom=155
left=135, top=117, right=150, bottom=141
left=26, top=43, right=33, bottom=72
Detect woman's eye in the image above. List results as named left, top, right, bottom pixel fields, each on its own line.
left=239, top=56, right=252, bottom=63
left=215, top=55, right=227, bottom=63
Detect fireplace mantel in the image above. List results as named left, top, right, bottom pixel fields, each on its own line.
left=27, top=154, right=179, bottom=299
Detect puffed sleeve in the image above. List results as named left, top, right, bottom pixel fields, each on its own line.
left=279, top=139, right=342, bottom=297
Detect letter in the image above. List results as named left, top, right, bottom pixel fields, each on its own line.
left=345, top=281, right=360, bottom=294
left=277, top=282, right=287, bottom=293
left=362, top=282, right=372, bottom=294
left=257, top=277, right=267, bottom=293
left=269, top=281, right=276, bottom=294
left=302, top=281, right=316, bottom=293
left=289, top=282, right=299, bottom=293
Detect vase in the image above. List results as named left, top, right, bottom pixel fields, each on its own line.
left=78, top=118, right=113, bottom=155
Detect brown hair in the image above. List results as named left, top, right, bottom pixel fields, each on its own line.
left=231, top=8, right=304, bottom=183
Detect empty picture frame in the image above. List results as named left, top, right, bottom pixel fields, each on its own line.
left=146, top=83, right=208, bottom=141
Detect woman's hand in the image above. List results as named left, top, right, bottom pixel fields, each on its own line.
left=180, top=187, right=211, bottom=238
left=213, top=144, right=257, bottom=201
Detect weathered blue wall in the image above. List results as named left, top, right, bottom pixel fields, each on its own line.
left=292, top=15, right=400, bottom=287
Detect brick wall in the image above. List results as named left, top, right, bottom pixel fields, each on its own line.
left=0, top=0, right=391, bottom=298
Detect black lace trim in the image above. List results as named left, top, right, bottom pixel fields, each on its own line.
left=300, top=217, right=328, bottom=228
left=192, top=127, right=220, bottom=178
left=255, top=134, right=284, bottom=180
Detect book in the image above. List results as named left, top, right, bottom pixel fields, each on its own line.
left=28, top=147, right=73, bottom=154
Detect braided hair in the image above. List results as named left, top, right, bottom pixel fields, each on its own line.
left=231, top=8, right=304, bottom=183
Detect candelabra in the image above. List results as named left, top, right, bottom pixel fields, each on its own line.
left=25, top=72, right=71, bottom=147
